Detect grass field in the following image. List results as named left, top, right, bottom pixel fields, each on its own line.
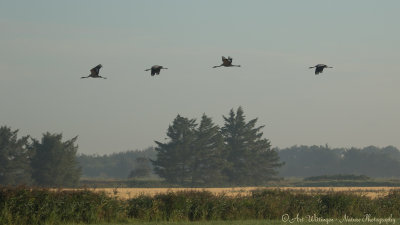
left=64, top=186, right=400, bottom=199
left=67, top=218, right=397, bottom=225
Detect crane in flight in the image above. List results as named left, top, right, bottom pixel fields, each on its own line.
left=213, top=56, right=241, bottom=68
left=309, top=64, right=332, bottom=75
left=145, top=65, right=168, bottom=76
left=81, top=64, right=106, bottom=79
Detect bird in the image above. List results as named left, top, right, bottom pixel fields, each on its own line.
left=212, top=56, right=241, bottom=68
left=309, top=64, right=333, bottom=75
left=81, top=64, right=106, bottom=79
left=145, top=65, right=168, bottom=76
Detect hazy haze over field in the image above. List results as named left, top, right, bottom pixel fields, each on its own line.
left=1, top=1, right=399, bottom=154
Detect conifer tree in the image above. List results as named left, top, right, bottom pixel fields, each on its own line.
left=153, top=115, right=197, bottom=184
left=31, top=133, right=81, bottom=187
left=221, top=107, right=283, bottom=185
left=191, top=114, right=228, bottom=185
left=0, top=126, right=32, bottom=185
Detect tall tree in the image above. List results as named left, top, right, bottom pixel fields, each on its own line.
left=31, top=133, right=81, bottom=187
left=153, top=115, right=197, bottom=184
left=190, top=114, right=227, bottom=185
left=0, top=126, right=32, bottom=185
left=221, top=107, right=283, bottom=185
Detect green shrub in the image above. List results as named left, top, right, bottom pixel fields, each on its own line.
left=2, top=187, right=400, bottom=224
left=0, top=186, right=125, bottom=225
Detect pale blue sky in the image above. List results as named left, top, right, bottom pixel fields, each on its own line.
left=1, top=1, right=399, bottom=154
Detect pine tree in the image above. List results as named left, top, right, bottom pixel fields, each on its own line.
left=191, top=114, right=227, bottom=186
left=152, top=115, right=197, bottom=184
left=0, top=126, right=32, bottom=185
left=221, top=107, right=283, bottom=185
left=31, top=133, right=81, bottom=187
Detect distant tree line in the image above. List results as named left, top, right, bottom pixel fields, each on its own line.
left=78, top=144, right=400, bottom=181
left=5, top=115, right=400, bottom=187
left=152, top=107, right=283, bottom=186
left=77, top=148, right=156, bottom=179
left=278, top=145, right=400, bottom=178
left=304, top=174, right=371, bottom=181
left=0, top=126, right=81, bottom=187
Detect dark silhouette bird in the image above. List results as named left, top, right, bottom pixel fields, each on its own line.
left=81, top=64, right=106, bottom=79
left=145, top=65, right=168, bottom=76
left=309, top=64, right=333, bottom=75
left=213, top=56, right=241, bottom=68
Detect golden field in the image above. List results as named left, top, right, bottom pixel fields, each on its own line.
left=61, top=187, right=400, bottom=199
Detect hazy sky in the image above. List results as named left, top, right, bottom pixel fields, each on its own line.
left=1, top=1, right=399, bottom=155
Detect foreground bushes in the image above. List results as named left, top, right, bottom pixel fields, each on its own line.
left=1, top=187, right=400, bottom=224
left=127, top=190, right=400, bottom=221
left=0, top=187, right=125, bottom=225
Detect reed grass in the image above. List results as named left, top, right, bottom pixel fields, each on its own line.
left=126, top=189, right=400, bottom=221
left=2, top=187, right=400, bottom=224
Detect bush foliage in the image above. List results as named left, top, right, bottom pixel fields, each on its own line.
left=0, top=186, right=125, bottom=225
left=127, top=190, right=400, bottom=221
left=1, top=187, right=400, bottom=224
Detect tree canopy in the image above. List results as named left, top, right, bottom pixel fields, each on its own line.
left=221, top=107, right=283, bottom=185
left=31, top=133, right=81, bottom=187
left=0, top=126, right=32, bottom=185
left=153, top=107, right=283, bottom=186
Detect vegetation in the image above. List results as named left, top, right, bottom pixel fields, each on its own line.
left=77, top=145, right=400, bottom=183
left=278, top=145, right=400, bottom=178
left=153, top=115, right=199, bottom=185
left=0, top=126, right=81, bottom=187
left=0, top=126, right=32, bottom=186
left=2, top=187, right=400, bottom=225
left=153, top=107, right=283, bottom=186
left=77, top=144, right=400, bottom=182
left=128, top=157, right=153, bottom=179
left=63, top=220, right=397, bottom=225
left=304, top=174, right=371, bottom=181
left=78, top=148, right=156, bottom=179
left=0, top=187, right=125, bottom=225
left=126, top=190, right=400, bottom=221
left=31, top=133, right=81, bottom=187
left=68, top=221, right=283, bottom=225
left=294, top=180, right=400, bottom=187
left=191, top=114, right=226, bottom=185
left=3, top=123, right=400, bottom=188
left=78, top=177, right=400, bottom=188
left=222, top=107, right=283, bottom=185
